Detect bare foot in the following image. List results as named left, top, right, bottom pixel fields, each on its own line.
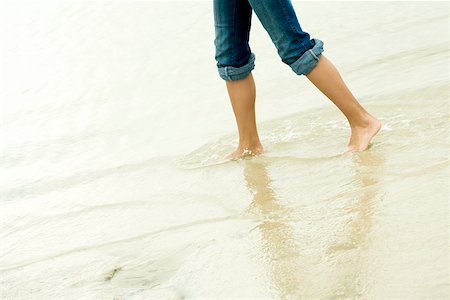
left=347, top=116, right=382, bottom=152
left=224, top=144, right=264, bottom=160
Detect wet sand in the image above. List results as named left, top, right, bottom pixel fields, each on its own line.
left=0, top=1, right=449, bottom=299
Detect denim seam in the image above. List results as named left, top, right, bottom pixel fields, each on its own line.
left=230, top=0, right=236, bottom=80
left=288, top=38, right=324, bottom=76
left=308, top=48, right=319, bottom=61
left=247, top=6, right=252, bottom=58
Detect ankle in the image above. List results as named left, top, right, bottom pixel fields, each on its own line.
left=238, top=144, right=263, bottom=153
left=349, top=113, right=374, bottom=128
left=238, top=142, right=263, bottom=154
left=238, top=137, right=262, bottom=148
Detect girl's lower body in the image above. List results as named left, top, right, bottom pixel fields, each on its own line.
left=213, top=0, right=382, bottom=159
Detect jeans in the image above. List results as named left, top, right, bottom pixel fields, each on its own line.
left=213, top=0, right=324, bottom=81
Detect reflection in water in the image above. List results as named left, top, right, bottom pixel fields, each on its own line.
left=241, top=150, right=385, bottom=298
left=327, top=151, right=386, bottom=297
left=0, top=1, right=447, bottom=298
left=243, top=159, right=304, bottom=299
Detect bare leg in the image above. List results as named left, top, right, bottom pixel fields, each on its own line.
left=224, top=72, right=263, bottom=159
left=223, top=55, right=380, bottom=158
left=306, top=54, right=382, bottom=152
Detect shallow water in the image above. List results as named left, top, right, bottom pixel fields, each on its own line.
left=0, top=1, right=449, bottom=299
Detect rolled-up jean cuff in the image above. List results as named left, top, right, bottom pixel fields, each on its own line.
left=218, top=52, right=256, bottom=81
left=289, top=38, right=324, bottom=76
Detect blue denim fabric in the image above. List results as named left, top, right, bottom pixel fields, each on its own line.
left=213, top=0, right=324, bottom=81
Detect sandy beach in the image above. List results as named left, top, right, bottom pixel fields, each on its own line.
left=0, top=1, right=449, bottom=299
